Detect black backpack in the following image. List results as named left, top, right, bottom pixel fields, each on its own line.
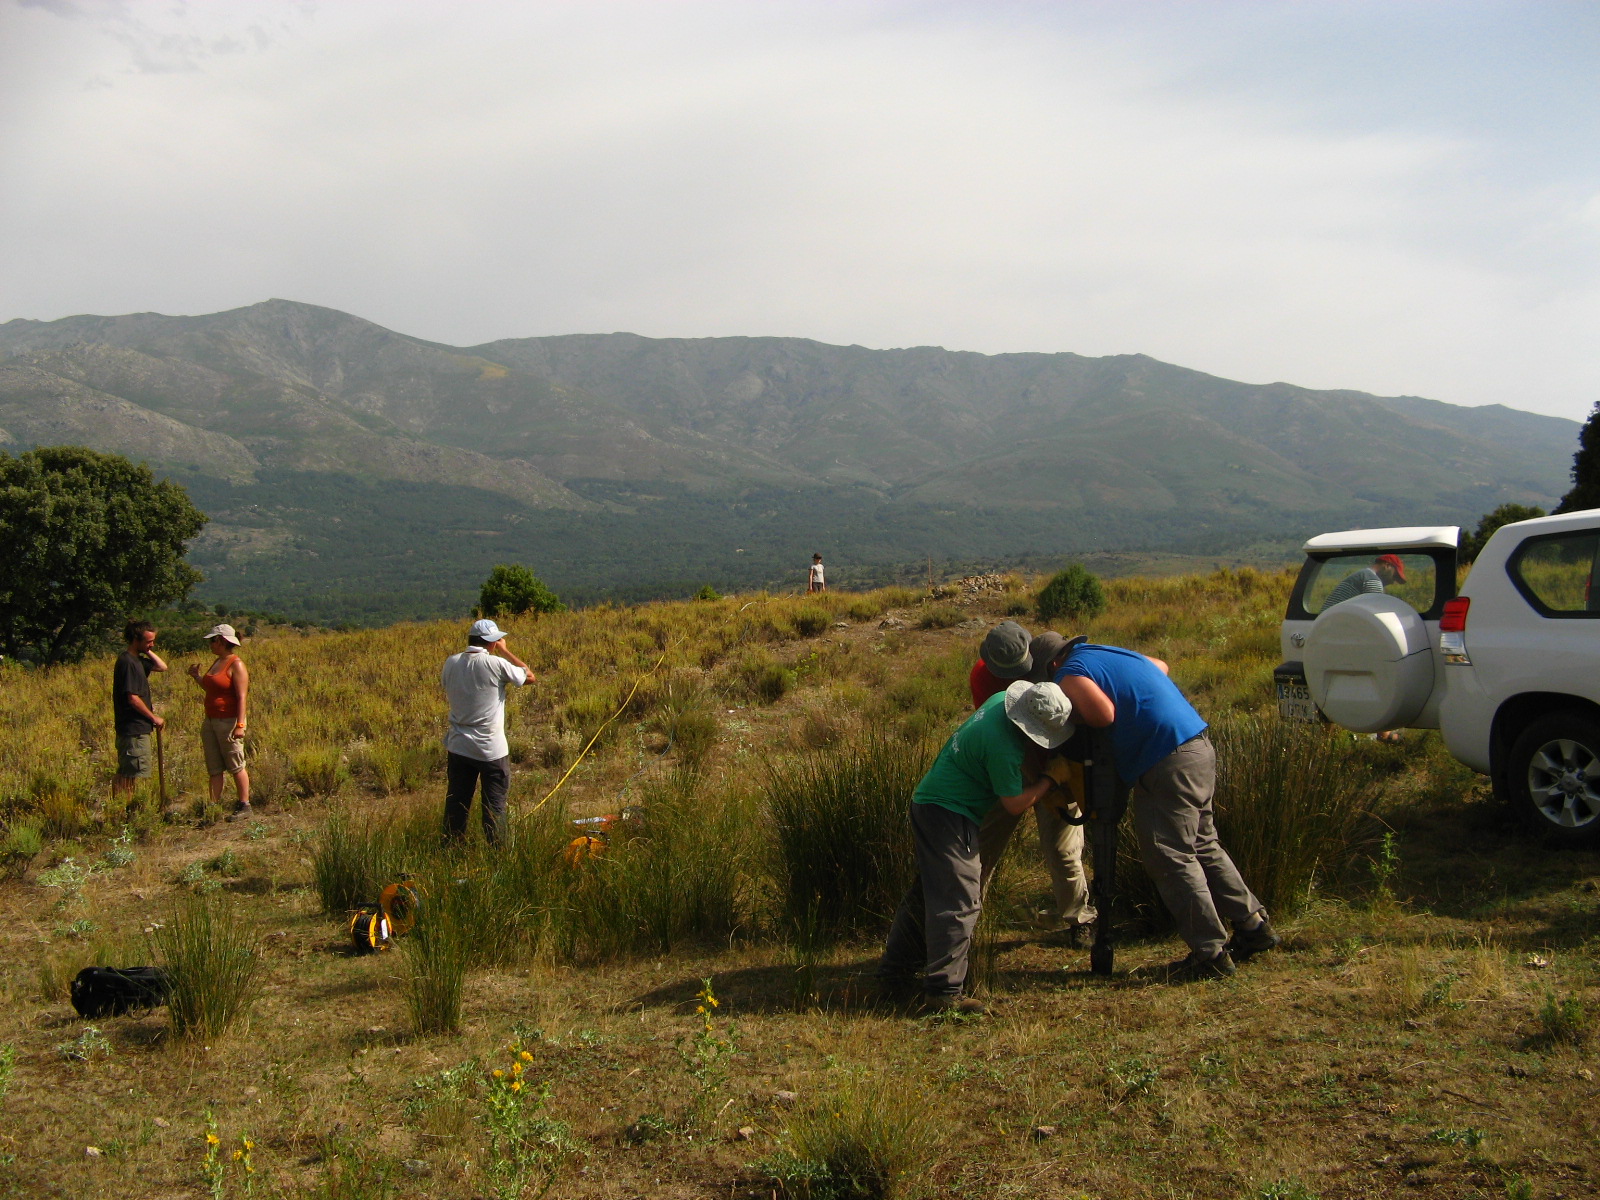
left=70, top=966, right=172, bottom=1018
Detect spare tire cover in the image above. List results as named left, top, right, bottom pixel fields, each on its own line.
left=1302, top=594, right=1434, bottom=733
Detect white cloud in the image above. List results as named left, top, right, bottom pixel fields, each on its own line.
left=1, top=0, right=1596, bottom=419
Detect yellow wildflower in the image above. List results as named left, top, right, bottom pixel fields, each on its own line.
left=206, top=1133, right=219, bottom=1146
left=519, top=1050, right=533, bottom=1062
left=492, top=1068, right=505, bottom=1078
left=510, top=1080, right=522, bottom=1092
left=511, top=1061, right=523, bottom=1076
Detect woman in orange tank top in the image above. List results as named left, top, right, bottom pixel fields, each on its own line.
left=188, top=623, right=251, bottom=817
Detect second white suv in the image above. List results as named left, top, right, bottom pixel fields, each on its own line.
left=1276, top=510, right=1600, bottom=846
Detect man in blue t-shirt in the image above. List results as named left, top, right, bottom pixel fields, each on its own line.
left=1053, top=642, right=1278, bottom=979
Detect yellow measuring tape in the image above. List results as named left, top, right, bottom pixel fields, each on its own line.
left=528, top=650, right=668, bottom=814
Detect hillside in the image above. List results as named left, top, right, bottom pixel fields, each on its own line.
left=0, top=574, right=1594, bottom=1199
left=0, top=300, right=1578, bottom=621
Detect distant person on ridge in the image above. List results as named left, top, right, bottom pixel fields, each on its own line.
left=970, top=622, right=1096, bottom=946
left=441, top=618, right=532, bottom=845
left=1322, top=553, right=1405, bottom=610
left=111, top=619, right=168, bottom=806
left=807, top=553, right=827, bottom=593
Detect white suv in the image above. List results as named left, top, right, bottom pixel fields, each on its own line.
left=1276, top=510, right=1600, bottom=846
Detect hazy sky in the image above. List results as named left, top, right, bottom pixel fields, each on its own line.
left=2, top=1, right=1596, bottom=419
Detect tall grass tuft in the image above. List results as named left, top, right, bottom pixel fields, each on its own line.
left=763, top=1072, right=935, bottom=1200
left=311, top=804, right=434, bottom=914
left=762, top=732, right=929, bottom=945
left=1211, top=716, right=1380, bottom=915
left=576, top=771, right=756, bottom=958
left=402, top=882, right=474, bottom=1036
left=152, top=892, right=264, bottom=1041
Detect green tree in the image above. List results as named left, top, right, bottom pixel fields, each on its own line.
left=0, top=446, right=207, bottom=663
left=1035, top=563, right=1106, bottom=624
left=476, top=563, right=565, bottom=618
left=1461, top=503, right=1547, bottom=563
left=1557, top=400, right=1600, bottom=513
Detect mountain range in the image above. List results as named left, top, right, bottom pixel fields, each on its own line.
left=0, top=299, right=1577, bottom=622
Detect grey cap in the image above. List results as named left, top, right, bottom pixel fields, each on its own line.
left=470, top=617, right=508, bottom=643
left=1027, top=632, right=1069, bottom=682
left=980, top=620, right=1033, bottom=681
left=1003, top=680, right=1075, bottom=748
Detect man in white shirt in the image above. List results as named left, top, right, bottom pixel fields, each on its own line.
left=441, top=618, right=532, bottom=844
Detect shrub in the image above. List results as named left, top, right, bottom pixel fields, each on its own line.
left=762, top=1073, right=934, bottom=1200
left=694, top=584, right=722, bottom=601
left=476, top=563, right=565, bottom=618
left=0, top=818, right=43, bottom=877
left=914, top=605, right=965, bottom=630
left=292, top=747, right=350, bottom=798
left=792, top=607, right=832, bottom=638
left=311, top=802, right=435, bottom=915
left=1036, top=563, right=1107, bottom=623
left=152, top=892, right=264, bottom=1041
left=761, top=732, right=928, bottom=944
left=1535, top=992, right=1591, bottom=1047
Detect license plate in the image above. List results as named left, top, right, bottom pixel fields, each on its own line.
left=1276, top=674, right=1319, bottom=723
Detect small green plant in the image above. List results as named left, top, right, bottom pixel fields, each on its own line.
left=481, top=1041, right=581, bottom=1199
left=1370, top=830, right=1401, bottom=905
left=100, top=824, right=137, bottom=869
left=1429, top=1126, right=1486, bottom=1149
left=1, top=819, right=44, bottom=876
left=37, top=857, right=89, bottom=908
left=1105, top=1056, right=1160, bottom=1103
left=0, top=1043, right=14, bottom=1100
left=152, top=892, right=264, bottom=1041
left=1256, top=1182, right=1319, bottom=1200
left=1035, top=563, right=1106, bottom=623
left=694, top=583, right=721, bottom=601
left=58, top=1026, right=113, bottom=1062
left=1535, top=991, right=1590, bottom=1047
left=678, top=978, right=736, bottom=1131
left=179, top=860, right=208, bottom=886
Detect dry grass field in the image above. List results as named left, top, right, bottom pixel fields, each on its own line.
left=0, top=569, right=1595, bottom=1200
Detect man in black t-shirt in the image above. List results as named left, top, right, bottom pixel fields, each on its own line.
left=112, top=620, right=168, bottom=799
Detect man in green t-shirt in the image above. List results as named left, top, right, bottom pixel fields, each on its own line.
left=878, top=680, right=1075, bottom=1013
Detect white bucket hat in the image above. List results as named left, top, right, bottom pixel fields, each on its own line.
left=1003, top=680, right=1075, bottom=748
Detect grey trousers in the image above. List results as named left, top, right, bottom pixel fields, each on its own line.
left=878, top=802, right=982, bottom=998
left=1131, top=735, right=1261, bottom=956
left=979, top=800, right=1097, bottom=926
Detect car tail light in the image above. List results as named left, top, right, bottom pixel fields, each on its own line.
left=1440, top=597, right=1470, bottom=632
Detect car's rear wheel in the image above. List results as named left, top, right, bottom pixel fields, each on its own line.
left=1508, top=713, right=1600, bottom=846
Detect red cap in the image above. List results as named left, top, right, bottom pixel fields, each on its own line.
left=1375, top=553, right=1407, bottom=582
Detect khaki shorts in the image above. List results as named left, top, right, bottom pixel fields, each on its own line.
left=116, top=733, right=153, bottom=779
left=201, top=718, right=247, bottom=776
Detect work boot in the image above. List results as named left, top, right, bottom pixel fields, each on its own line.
left=1063, top=920, right=1097, bottom=950
left=1163, top=949, right=1236, bottom=982
left=1226, top=918, right=1281, bottom=963
left=919, top=993, right=988, bottom=1016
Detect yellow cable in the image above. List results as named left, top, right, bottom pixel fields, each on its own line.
left=529, top=650, right=668, bottom=815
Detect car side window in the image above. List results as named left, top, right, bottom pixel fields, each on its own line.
left=1508, top=531, right=1600, bottom=616
left=1302, top=553, right=1440, bottom=616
